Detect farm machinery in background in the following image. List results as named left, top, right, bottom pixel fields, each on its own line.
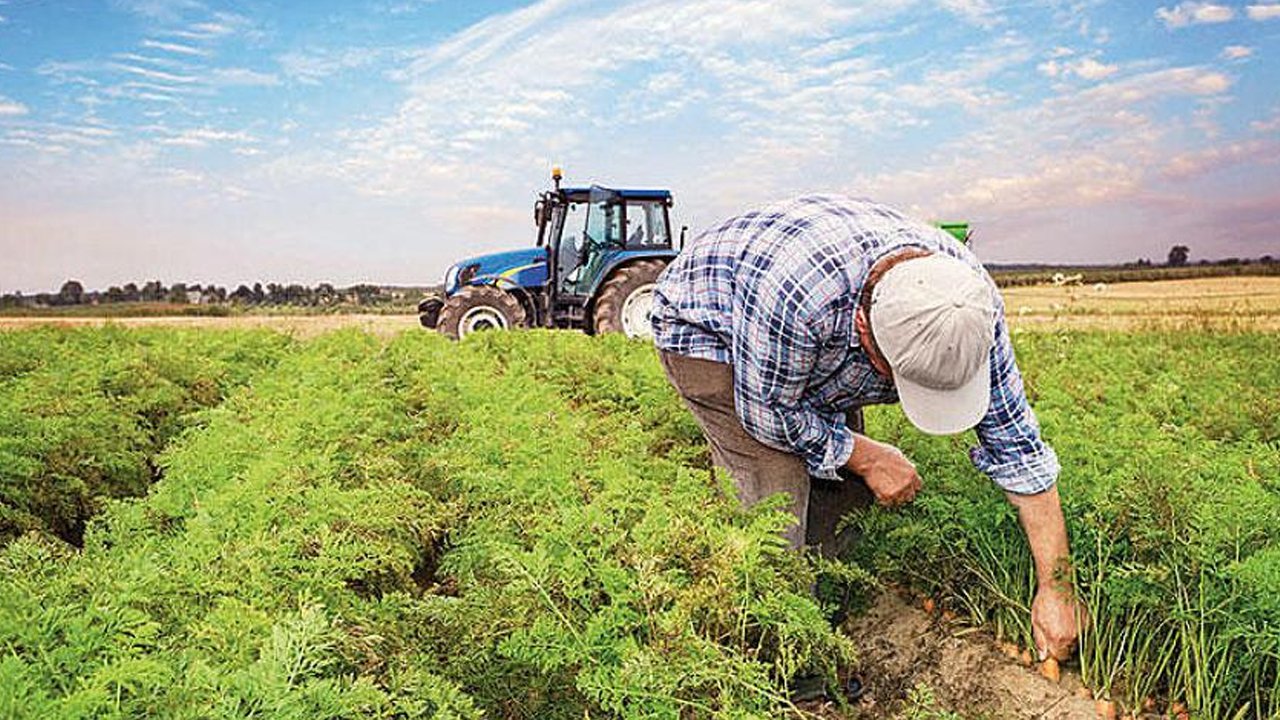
left=419, top=168, right=684, bottom=340
left=419, top=167, right=973, bottom=340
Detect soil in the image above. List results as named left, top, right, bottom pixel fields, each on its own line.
left=830, top=591, right=1097, bottom=719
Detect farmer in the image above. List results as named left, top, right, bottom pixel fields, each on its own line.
left=651, top=194, right=1078, bottom=662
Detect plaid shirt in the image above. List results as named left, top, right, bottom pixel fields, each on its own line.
left=652, top=194, right=1058, bottom=494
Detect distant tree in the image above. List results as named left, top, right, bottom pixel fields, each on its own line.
left=1262, top=255, right=1274, bottom=265
left=349, top=284, right=383, bottom=305
left=167, top=282, right=189, bottom=304
left=58, top=280, right=86, bottom=306
left=230, top=285, right=253, bottom=303
left=141, top=280, right=166, bottom=302
left=105, top=286, right=127, bottom=303
left=252, top=283, right=265, bottom=304
left=315, top=283, right=338, bottom=305
left=122, top=283, right=140, bottom=302
left=1167, top=245, right=1190, bottom=267
left=0, top=293, right=21, bottom=309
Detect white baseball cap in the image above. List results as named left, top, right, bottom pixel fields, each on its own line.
left=868, top=254, right=997, bottom=435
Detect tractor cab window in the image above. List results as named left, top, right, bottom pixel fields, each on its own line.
left=555, top=202, right=585, bottom=295
left=559, top=187, right=621, bottom=296
left=624, top=201, right=671, bottom=248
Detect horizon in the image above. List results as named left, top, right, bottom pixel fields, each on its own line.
left=4, top=0, right=1280, bottom=294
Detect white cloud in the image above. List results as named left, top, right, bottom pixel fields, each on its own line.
left=140, top=39, right=209, bottom=57
left=0, top=96, right=28, bottom=116
left=155, top=127, right=256, bottom=147
left=112, top=63, right=197, bottom=84
left=1246, top=4, right=1280, bottom=19
left=1164, top=140, right=1278, bottom=179
left=1252, top=112, right=1280, bottom=133
left=1221, top=45, right=1254, bottom=59
left=110, top=0, right=202, bottom=22
left=939, top=0, right=1001, bottom=27
left=210, top=68, right=280, bottom=87
left=278, top=48, right=389, bottom=85
left=1156, top=2, right=1235, bottom=28
left=1075, top=57, right=1119, bottom=80
left=1037, top=55, right=1118, bottom=80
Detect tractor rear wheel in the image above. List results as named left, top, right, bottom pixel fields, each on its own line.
left=436, top=285, right=526, bottom=340
left=593, top=260, right=668, bottom=339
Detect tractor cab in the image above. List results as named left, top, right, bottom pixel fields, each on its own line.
left=421, top=169, right=682, bottom=339
left=538, top=184, right=677, bottom=329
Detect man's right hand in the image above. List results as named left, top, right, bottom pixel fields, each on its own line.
left=846, top=435, right=921, bottom=508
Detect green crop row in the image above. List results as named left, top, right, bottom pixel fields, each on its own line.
left=0, top=327, right=293, bottom=546
left=1, top=329, right=850, bottom=718
left=850, top=331, right=1280, bottom=718
left=2, top=326, right=1275, bottom=719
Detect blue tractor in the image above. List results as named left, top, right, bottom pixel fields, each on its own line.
left=420, top=168, right=683, bottom=339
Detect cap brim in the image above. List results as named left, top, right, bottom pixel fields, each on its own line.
left=895, top=355, right=991, bottom=435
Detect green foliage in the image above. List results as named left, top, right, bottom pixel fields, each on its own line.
left=0, top=327, right=292, bottom=545
left=848, top=330, right=1280, bottom=718
left=3, top=325, right=1275, bottom=719
left=0, top=328, right=850, bottom=718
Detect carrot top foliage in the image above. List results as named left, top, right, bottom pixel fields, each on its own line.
left=0, top=326, right=1275, bottom=719
left=851, top=330, right=1280, bottom=718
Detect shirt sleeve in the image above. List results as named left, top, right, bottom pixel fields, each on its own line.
left=730, top=257, right=855, bottom=480
left=969, top=310, right=1060, bottom=494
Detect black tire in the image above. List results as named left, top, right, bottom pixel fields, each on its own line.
left=418, top=296, right=443, bottom=329
left=592, top=259, right=667, bottom=338
left=436, top=285, right=527, bottom=340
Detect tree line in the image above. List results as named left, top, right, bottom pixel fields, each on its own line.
left=0, top=280, right=413, bottom=309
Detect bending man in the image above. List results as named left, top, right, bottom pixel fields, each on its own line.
left=651, top=194, right=1078, bottom=661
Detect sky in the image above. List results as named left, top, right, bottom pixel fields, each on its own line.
left=1, top=0, right=1279, bottom=293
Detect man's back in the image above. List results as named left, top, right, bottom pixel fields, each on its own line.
left=651, top=194, right=988, bottom=365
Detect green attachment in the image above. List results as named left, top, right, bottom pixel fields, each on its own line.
left=935, top=222, right=971, bottom=245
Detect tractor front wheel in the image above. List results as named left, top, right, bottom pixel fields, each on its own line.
left=593, top=260, right=668, bottom=339
left=436, top=285, right=527, bottom=340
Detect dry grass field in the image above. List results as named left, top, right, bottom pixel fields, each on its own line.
left=3, top=276, right=1279, bottom=335
left=1000, top=276, right=1280, bottom=330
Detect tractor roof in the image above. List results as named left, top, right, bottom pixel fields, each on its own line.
left=561, top=187, right=672, bottom=202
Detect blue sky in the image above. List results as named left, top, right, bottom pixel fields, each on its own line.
left=2, top=0, right=1279, bottom=292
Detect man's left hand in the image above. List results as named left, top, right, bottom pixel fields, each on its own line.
left=1031, top=585, right=1079, bottom=661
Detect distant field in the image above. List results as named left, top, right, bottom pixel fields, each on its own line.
left=4, top=276, right=1280, bottom=334
left=1000, top=276, right=1280, bottom=330
left=988, top=262, right=1280, bottom=287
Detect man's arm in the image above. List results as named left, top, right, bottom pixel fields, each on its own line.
left=971, top=306, right=1078, bottom=660
left=1006, top=487, right=1078, bottom=661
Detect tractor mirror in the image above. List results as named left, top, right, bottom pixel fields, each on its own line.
left=534, top=200, right=546, bottom=226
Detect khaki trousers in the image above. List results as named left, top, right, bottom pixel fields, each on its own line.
left=659, top=350, right=872, bottom=556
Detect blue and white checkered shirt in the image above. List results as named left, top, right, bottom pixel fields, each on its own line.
left=652, top=194, right=1058, bottom=494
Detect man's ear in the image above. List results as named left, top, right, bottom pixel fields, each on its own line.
left=854, top=304, right=869, bottom=339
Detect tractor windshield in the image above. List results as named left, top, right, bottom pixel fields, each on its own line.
left=558, top=187, right=621, bottom=296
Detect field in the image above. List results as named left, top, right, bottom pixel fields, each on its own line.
left=0, top=284, right=1277, bottom=719
left=5, top=276, right=1278, bottom=336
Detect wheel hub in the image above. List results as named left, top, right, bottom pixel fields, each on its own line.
left=460, top=306, right=509, bottom=337
left=620, top=283, right=656, bottom=339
